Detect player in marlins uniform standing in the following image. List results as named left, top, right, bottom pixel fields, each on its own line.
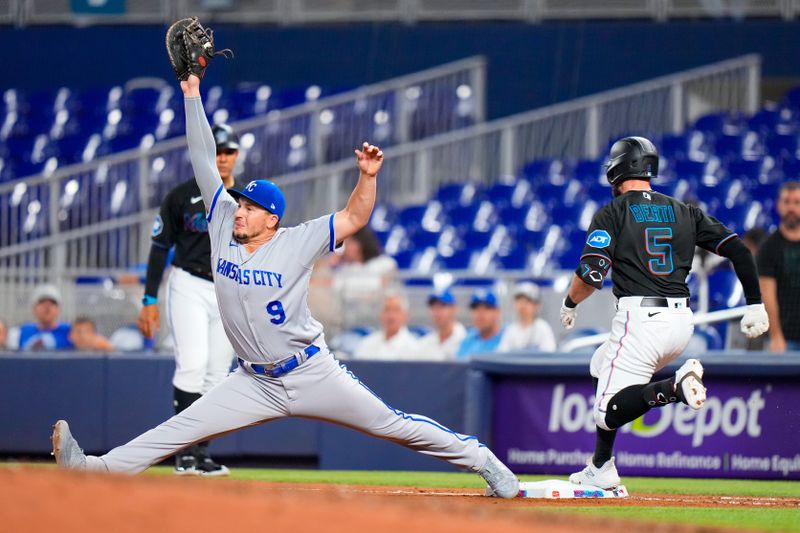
left=51, top=72, right=519, bottom=499
left=137, top=124, right=242, bottom=476
left=559, top=136, right=770, bottom=489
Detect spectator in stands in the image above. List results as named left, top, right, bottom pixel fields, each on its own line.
left=69, top=317, right=114, bottom=352
left=0, top=318, right=7, bottom=349
left=456, top=289, right=504, bottom=359
left=758, top=181, right=800, bottom=352
left=417, top=288, right=467, bottom=360
left=312, top=226, right=397, bottom=332
left=498, top=282, right=557, bottom=353
left=354, top=290, right=420, bottom=360
left=332, top=226, right=397, bottom=289
left=7, top=284, right=73, bottom=351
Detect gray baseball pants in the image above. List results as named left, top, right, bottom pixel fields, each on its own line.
left=85, top=349, right=487, bottom=473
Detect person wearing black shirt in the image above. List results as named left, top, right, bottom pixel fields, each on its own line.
left=559, top=137, right=769, bottom=490
left=757, top=181, right=800, bottom=352
left=137, top=123, right=242, bottom=476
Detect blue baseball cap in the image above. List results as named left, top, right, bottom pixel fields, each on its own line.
left=229, top=180, right=286, bottom=219
left=469, top=289, right=498, bottom=309
left=428, top=288, right=456, bottom=306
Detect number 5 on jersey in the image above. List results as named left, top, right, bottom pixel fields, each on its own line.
left=645, top=227, right=674, bottom=275
left=266, top=300, right=286, bottom=324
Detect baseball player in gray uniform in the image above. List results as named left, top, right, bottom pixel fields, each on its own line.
left=51, top=73, right=519, bottom=499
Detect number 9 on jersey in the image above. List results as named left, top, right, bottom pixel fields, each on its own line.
left=266, top=300, right=286, bottom=325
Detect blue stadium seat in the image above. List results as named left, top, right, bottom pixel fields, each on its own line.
left=459, top=229, right=494, bottom=252
left=435, top=182, right=480, bottom=207
left=753, top=181, right=783, bottom=204
left=121, top=87, right=161, bottom=115
left=747, top=105, right=783, bottom=133
left=659, top=134, right=690, bottom=160
left=397, top=204, right=436, bottom=232
left=552, top=243, right=583, bottom=271
left=521, top=159, right=562, bottom=182
left=495, top=248, right=529, bottom=270
left=392, top=250, right=418, bottom=270
left=534, top=182, right=570, bottom=207
left=408, top=229, right=441, bottom=250
left=506, top=227, right=547, bottom=251
left=438, top=249, right=473, bottom=270
left=766, top=133, right=799, bottom=161
left=725, top=159, right=763, bottom=181
left=95, top=134, right=143, bottom=157
left=709, top=268, right=743, bottom=311
left=716, top=203, right=764, bottom=234
left=672, top=159, right=708, bottom=181
left=714, top=133, right=746, bottom=160
left=781, top=158, right=800, bottom=180
left=782, top=86, right=800, bottom=110
left=571, top=159, right=603, bottom=181
left=693, top=112, right=729, bottom=135
left=232, top=84, right=277, bottom=118
left=498, top=205, right=529, bottom=228
left=446, top=202, right=483, bottom=230
left=550, top=203, right=585, bottom=229
left=369, top=204, right=396, bottom=231
left=484, top=183, right=517, bottom=208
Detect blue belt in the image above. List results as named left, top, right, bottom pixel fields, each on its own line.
left=238, top=345, right=320, bottom=378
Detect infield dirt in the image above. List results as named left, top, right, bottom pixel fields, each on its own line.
left=2, top=467, right=795, bottom=533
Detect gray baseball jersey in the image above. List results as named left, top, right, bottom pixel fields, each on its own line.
left=206, top=198, right=332, bottom=362
left=185, top=96, right=334, bottom=362
left=74, top=95, right=496, bottom=479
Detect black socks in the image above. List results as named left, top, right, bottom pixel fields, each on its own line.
left=593, top=427, right=617, bottom=468
left=173, top=387, right=205, bottom=453
left=173, top=387, right=202, bottom=414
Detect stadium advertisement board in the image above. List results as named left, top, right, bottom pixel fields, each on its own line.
left=492, top=377, right=800, bottom=480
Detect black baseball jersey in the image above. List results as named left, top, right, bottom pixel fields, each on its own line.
left=578, top=189, right=736, bottom=299
left=151, top=178, right=240, bottom=279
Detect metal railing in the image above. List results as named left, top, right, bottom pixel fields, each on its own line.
left=0, top=55, right=758, bottom=328
left=0, top=56, right=485, bottom=321
left=559, top=306, right=748, bottom=352
left=273, top=54, right=760, bottom=225
left=6, top=0, right=800, bottom=25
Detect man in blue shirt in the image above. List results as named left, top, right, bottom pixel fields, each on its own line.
left=456, top=289, right=504, bottom=359
left=11, top=285, right=73, bottom=351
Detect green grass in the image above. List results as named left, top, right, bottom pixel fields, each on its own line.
left=143, top=467, right=800, bottom=498
left=539, top=507, right=800, bottom=533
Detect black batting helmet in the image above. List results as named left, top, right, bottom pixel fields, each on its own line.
left=212, top=123, right=240, bottom=151
left=605, top=136, right=659, bottom=185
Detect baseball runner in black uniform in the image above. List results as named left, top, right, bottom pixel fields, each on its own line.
left=137, top=124, right=243, bottom=476
left=559, top=136, right=770, bottom=489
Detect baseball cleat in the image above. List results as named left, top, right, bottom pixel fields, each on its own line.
left=479, top=449, right=519, bottom=498
left=51, top=420, right=87, bottom=470
left=675, top=358, right=706, bottom=410
left=196, top=456, right=230, bottom=477
left=569, top=457, right=621, bottom=490
left=174, top=454, right=200, bottom=476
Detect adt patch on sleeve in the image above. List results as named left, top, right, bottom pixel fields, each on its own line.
left=587, top=229, right=611, bottom=248
left=151, top=215, right=163, bottom=237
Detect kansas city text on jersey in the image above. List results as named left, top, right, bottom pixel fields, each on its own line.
left=215, top=258, right=284, bottom=287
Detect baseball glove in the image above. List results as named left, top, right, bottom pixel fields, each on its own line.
left=165, top=17, right=233, bottom=81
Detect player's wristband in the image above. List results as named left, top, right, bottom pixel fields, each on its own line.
left=564, top=295, right=578, bottom=309
left=141, top=295, right=158, bottom=306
